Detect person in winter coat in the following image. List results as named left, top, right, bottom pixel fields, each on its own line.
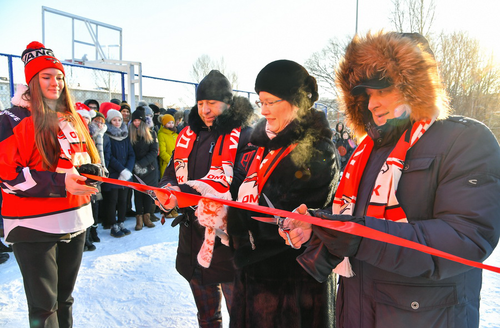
left=157, top=70, right=255, bottom=328
left=86, top=112, right=111, bottom=247
left=101, top=109, right=135, bottom=238
left=284, top=31, right=500, bottom=328
left=157, top=113, right=178, bottom=178
left=225, top=60, right=339, bottom=328
left=335, top=130, right=355, bottom=172
left=129, top=107, right=159, bottom=230
left=332, top=121, right=344, bottom=143
left=0, top=41, right=101, bottom=328
left=120, top=102, right=132, bottom=126
left=84, top=98, right=99, bottom=112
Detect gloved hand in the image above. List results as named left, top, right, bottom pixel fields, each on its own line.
left=118, top=168, right=132, bottom=181
left=134, top=163, right=148, bottom=176
left=170, top=212, right=187, bottom=227
left=76, top=163, right=104, bottom=186
left=311, top=209, right=364, bottom=258
left=296, top=233, right=343, bottom=283
left=195, top=196, right=229, bottom=268
left=185, top=179, right=232, bottom=200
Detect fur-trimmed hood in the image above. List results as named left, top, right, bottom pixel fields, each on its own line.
left=336, top=31, right=450, bottom=137
left=11, top=85, right=30, bottom=109
left=187, top=96, right=254, bottom=135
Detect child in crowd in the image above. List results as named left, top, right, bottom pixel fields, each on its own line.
left=101, top=109, right=135, bottom=237
left=157, top=113, right=178, bottom=178
left=86, top=112, right=110, bottom=247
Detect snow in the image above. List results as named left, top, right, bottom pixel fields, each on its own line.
left=1, top=216, right=499, bottom=328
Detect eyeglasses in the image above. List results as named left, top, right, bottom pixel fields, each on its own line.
left=255, top=99, right=284, bottom=108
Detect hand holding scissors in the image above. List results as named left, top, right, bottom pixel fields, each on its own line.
left=256, top=194, right=309, bottom=250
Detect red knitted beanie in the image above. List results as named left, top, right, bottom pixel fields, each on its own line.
left=21, top=41, right=65, bottom=84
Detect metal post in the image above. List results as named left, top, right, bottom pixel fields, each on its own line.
left=8, top=55, right=14, bottom=100
left=121, top=73, right=125, bottom=102
left=355, top=0, right=359, bottom=35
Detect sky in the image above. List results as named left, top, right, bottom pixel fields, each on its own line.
left=1, top=216, right=499, bottom=328
left=1, top=0, right=500, bottom=106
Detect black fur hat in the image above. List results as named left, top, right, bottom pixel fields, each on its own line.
left=196, top=70, right=233, bottom=104
left=255, top=59, right=319, bottom=108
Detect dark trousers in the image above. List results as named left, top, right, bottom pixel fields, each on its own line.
left=102, top=188, right=128, bottom=226
left=133, top=190, right=153, bottom=215
left=189, top=267, right=234, bottom=328
left=12, top=233, right=85, bottom=328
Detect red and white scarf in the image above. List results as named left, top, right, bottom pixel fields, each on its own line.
left=175, top=127, right=240, bottom=198
left=332, top=118, right=434, bottom=276
left=174, top=126, right=240, bottom=268
left=56, top=113, right=91, bottom=172
left=237, top=144, right=297, bottom=204
left=235, top=143, right=297, bottom=251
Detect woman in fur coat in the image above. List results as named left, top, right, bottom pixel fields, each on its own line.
left=226, top=60, right=339, bottom=328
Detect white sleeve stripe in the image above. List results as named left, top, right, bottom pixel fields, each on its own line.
left=5, top=167, right=37, bottom=192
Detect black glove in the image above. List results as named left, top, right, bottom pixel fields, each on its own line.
left=296, top=233, right=343, bottom=283
left=170, top=213, right=188, bottom=227
left=76, top=163, right=104, bottom=187
left=311, top=209, right=364, bottom=258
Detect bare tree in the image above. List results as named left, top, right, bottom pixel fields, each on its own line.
left=390, top=0, right=436, bottom=37
left=436, top=31, right=500, bottom=137
left=304, top=37, right=350, bottom=127
left=304, top=37, right=349, bottom=99
left=191, top=54, right=239, bottom=89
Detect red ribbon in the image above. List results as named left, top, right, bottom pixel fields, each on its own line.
left=83, top=174, right=500, bottom=274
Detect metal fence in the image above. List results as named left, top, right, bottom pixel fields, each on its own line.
left=0, top=52, right=256, bottom=111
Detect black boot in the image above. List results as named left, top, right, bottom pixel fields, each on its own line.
left=0, top=241, right=12, bottom=253
left=84, top=228, right=96, bottom=252
left=0, top=253, right=9, bottom=264
left=90, top=225, right=100, bottom=243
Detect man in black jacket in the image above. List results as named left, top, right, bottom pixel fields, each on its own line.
left=157, top=70, right=255, bottom=328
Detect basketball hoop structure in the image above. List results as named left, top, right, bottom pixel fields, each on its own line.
left=42, top=6, right=142, bottom=109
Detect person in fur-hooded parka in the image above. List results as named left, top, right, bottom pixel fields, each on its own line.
left=291, top=31, right=500, bottom=328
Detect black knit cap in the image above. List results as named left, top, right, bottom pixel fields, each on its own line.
left=132, top=107, right=146, bottom=122
left=255, top=59, right=319, bottom=107
left=196, top=70, right=233, bottom=104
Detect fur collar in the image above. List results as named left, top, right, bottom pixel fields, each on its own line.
left=187, top=96, right=254, bottom=135
left=106, top=122, right=128, bottom=141
left=251, top=108, right=333, bottom=150
left=336, top=31, right=450, bottom=137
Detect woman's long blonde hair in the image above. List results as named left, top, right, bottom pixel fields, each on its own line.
left=23, top=72, right=100, bottom=170
left=129, top=120, right=153, bottom=144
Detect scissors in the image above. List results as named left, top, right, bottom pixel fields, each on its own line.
left=254, top=193, right=299, bottom=250
left=134, top=174, right=174, bottom=214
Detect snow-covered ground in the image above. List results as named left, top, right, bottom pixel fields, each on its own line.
left=1, top=216, right=499, bottom=328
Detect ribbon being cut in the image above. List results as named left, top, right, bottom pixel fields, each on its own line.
left=82, top=174, right=500, bottom=274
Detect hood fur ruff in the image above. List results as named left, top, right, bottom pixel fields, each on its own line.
left=336, top=31, right=450, bottom=137
left=11, top=84, right=30, bottom=108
